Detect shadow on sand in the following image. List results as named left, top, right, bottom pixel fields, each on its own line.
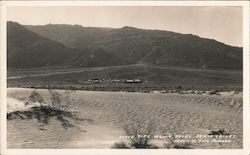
left=7, top=106, right=93, bottom=129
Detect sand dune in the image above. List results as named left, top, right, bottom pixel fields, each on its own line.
left=7, top=88, right=242, bottom=149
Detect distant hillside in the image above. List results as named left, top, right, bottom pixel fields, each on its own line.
left=7, top=22, right=128, bottom=68
left=8, top=22, right=77, bottom=68
left=26, top=24, right=243, bottom=70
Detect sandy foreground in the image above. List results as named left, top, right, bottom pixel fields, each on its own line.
left=7, top=88, right=242, bottom=149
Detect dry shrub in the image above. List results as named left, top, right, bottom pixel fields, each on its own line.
left=28, top=88, right=76, bottom=111
left=119, top=122, right=158, bottom=149
left=48, top=87, right=76, bottom=111
left=28, top=90, right=45, bottom=107
left=10, top=88, right=82, bottom=128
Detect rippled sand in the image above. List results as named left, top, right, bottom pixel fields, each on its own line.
left=7, top=88, right=242, bottom=149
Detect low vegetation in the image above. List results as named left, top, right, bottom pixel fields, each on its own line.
left=112, top=123, right=193, bottom=149
left=48, top=86, right=76, bottom=111
left=7, top=106, right=75, bottom=128
left=112, top=122, right=157, bottom=149
left=7, top=88, right=85, bottom=129
left=9, top=83, right=243, bottom=95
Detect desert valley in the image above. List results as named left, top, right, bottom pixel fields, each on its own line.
left=7, top=21, right=243, bottom=149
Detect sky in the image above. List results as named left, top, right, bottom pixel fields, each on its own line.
left=7, top=6, right=243, bottom=47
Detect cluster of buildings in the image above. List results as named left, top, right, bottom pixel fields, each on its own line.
left=87, top=78, right=143, bottom=83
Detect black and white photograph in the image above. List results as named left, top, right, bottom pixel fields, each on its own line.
left=1, top=1, right=249, bottom=153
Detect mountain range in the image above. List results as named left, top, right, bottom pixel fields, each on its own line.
left=8, top=21, right=243, bottom=70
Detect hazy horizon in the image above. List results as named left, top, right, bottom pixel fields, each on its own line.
left=7, top=6, right=243, bottom=47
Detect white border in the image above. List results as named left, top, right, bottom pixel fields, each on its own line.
left=0, top=1, right=249, bottom=155
left=243, top=2, right=250, bottom=155
left=0, top=2, right=7, bottom=155
left=1, top=0, right=248, bottom=6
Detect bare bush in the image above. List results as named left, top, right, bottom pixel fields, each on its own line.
left=121, top=122, right=157, bottom=149
left=48, top=89, right=62, bottom=110
left=63, top=90, right=76, bottom=110
left=27, top=87, right=76, bottom=111
left=15, top=88, right=80, bottom=128
left=48, top=87, right=76, bottom=111
left=28, top=90, right=45, bottom=107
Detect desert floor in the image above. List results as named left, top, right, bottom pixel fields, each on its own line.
left=7, top=88, right=242, bottom=149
